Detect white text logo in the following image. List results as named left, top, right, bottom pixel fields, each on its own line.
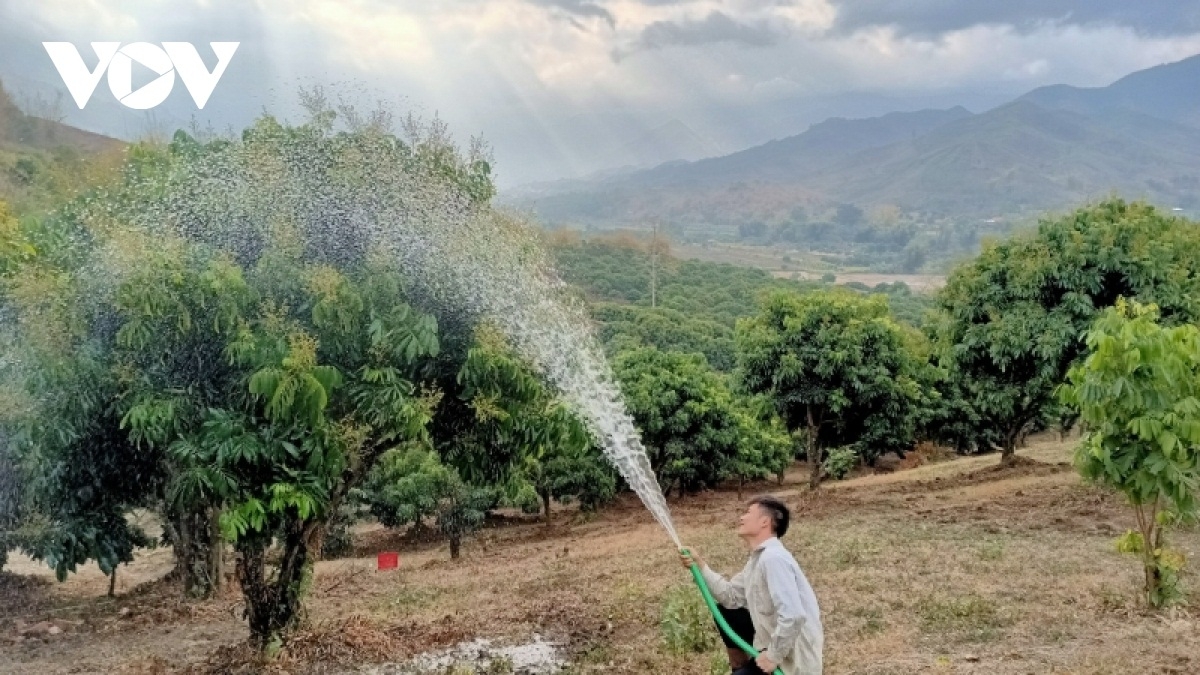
left=42, top=42, right=239, bottom=110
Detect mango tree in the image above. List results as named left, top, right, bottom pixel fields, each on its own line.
left=729, top=398, right=794, bottom=494
left=613, top=346, right=785, bottom=496
left=936, top=199, right=1200, bottom=464
left=112, top=243, right=252, bottom=597
left=358, top=446, right=492, bottom=559
left=524, top=443, right=617, bottom=519
left=2, top=102, right=493, bottom=653
left=1059, top=299, right=1200, bottom=607
left=198, top=257, right=439, bottom=650
left=1, top=206, right=161, bottom=583
left=737, top=290, right=926, bottom=488
left=0, top=201, right=31, bottom=568
left=592, top=303, right=736, bottom=370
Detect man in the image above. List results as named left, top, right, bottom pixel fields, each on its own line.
left=680, top=495, right=823, bottom=675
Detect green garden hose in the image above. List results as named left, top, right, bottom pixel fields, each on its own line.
left=683, top=550, right=785, bottom=675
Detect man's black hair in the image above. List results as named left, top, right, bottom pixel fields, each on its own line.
left=748, top=495, right=790, bottom=538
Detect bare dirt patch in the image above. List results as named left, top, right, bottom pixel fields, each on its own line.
left=879, top=455, right=1070, bottom=495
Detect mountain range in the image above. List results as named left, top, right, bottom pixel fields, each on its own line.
left=506, top=54, right=1200, bottom=224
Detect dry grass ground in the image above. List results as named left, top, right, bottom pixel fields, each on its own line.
left=3, top=434, right=1199, bottom=674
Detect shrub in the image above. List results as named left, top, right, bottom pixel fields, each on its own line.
left=660, top=584, right=719, bottom=655
left=359, top=447, right=495, bottom=559
left=823, top=447, right=858, bottom=480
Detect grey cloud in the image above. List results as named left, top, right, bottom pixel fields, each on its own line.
left=526, top=0, right=615, bottom=28
left=830, top=0, right=1200, bottom=38
left=620, top=11, right=785, bottom=58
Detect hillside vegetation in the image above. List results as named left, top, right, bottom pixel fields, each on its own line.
left=0, top=81, right=125, bottom=213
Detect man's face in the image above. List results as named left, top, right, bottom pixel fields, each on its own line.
left=737, top=503, right=770, bottom=538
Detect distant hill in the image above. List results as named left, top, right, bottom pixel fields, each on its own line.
left=507, top=54, right=1200, bottom=225
left=0, top=83, right=123, bottom=155
left=803, top=100, right=1200, bottom=216
left=1021, top=53, right=1200, bottom=128
left=509, top=107, right=981, bottom=223
left=617, top=119, right=722, bottom=169
left=0, top=81, right=125, bottom=212
left=507, top=119, right=722, bottom=199
left=628, top=106, right=974, bottom=188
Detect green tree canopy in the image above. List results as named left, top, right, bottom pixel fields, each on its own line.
left=592, top=302, right=736, bottom=370
left=0, top=99, right=495, bottom=652
left=428, top=325, right=612, bottom=520
left=614, top=346, right=786, bottom=495
left=358, top=446, right=493, bottom=559
left=935, top=199, right=1200, bottom=463
left=737, top=289, right=928, bottom=488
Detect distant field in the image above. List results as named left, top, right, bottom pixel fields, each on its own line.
left=672, top=241, right=946, bottom=293
left=776, top=270, right=947, bottom=292
left=672, top=241, right=829, bottom=272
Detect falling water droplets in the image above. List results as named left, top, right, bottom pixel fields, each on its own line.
left=26, top=97, right=683, bottom=548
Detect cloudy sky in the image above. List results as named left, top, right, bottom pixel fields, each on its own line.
left=2, top=0, right=1200, bottom=187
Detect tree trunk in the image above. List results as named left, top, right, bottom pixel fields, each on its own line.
left=236, top=438, right=386, bottom=652
left=1141, top=533, right=1162, bottom=606
left=238, top=545, right=272, bottom=651
left=1137, top=500, right=1167, bottom=608
left=160, top=515, right=183, bottom=581
left=209, top=508, right=224, bottom=589
left=737, top=476, right=745, bottom=500
left=541, top=490, right=552, bottom=523
left=173, top=508, right=222, bottom=598
left=1144, top=558, right=1163, bottom=607
left=1000, top=428, right=1019, bottom=466
left=449, top=534, right=461, bottom=560
left=176, top=513, right=192, bottom=582
left=239, top=519, right=321, bottom=654
left=806, top=409, right=823, bottom=490
left=808, top=449, right=823, bottom=490
left=108, top=565, right=117, bottom=598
